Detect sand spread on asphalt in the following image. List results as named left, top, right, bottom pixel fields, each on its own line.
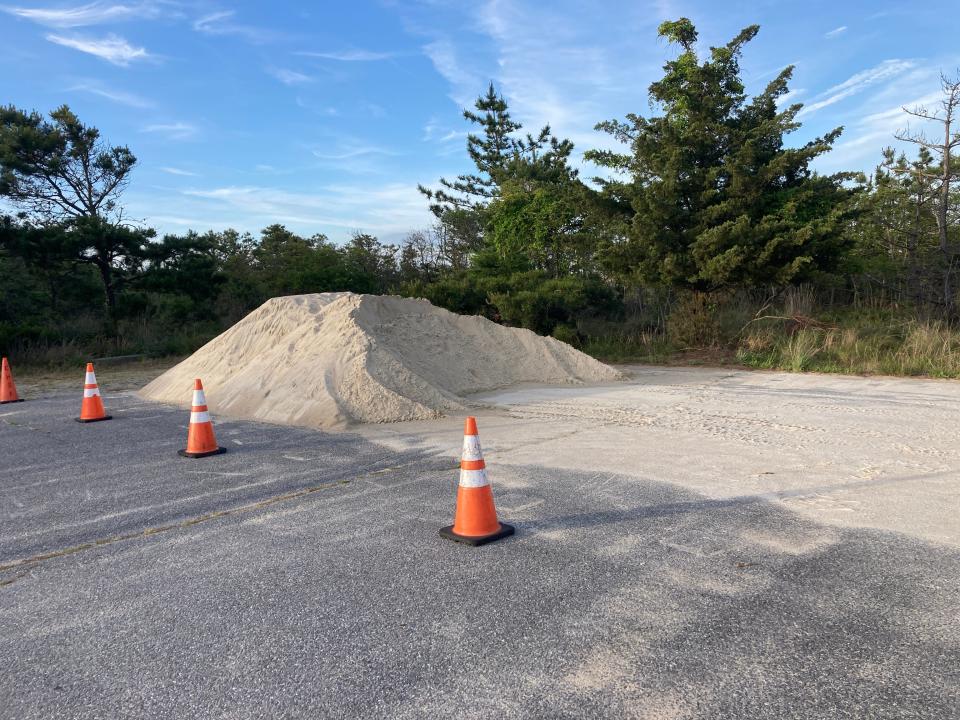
left=138, top=292, right=623, bottom=428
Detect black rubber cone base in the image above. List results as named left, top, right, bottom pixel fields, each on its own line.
left=75, top=415, right=112, bottom=423
left=1, top=398, right=25, bottom=404
left=178, top=446, right=227, bottom=458
left=439, top=522, right=515, bottom=546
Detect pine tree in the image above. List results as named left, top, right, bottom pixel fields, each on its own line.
left=0, top=104, right=151, bottom=322
left=586, top=18, right=859, bottom=290
left=419, top=83, right=521, bottom=216
left=419, top=83, right=578, bottom=212
left=856, top=147, right=947, bottom=305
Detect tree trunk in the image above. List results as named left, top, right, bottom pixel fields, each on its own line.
left=95, top=259, right=117, bottom=332
left=940, top=114, right=953, bottom=309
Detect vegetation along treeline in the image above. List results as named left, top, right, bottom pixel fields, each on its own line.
left=3, top=19, right=960, bottom=376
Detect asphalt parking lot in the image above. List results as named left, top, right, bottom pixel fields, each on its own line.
left=2, top=380, right=959, bottom=719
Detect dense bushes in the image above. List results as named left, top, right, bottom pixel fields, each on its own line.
left=488, top=274, right=620, bottom=335
left=403, top=268, right=621, bottom=337
left=0, top=224, right=406, bottom=361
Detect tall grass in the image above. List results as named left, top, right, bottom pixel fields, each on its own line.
left=738, top=316, right=960, bottom=377
left=579, top=329, right=673, bottom=363
left=578, top=285, right=960, bottom=379
left=6, top=316, right=220, bottom=368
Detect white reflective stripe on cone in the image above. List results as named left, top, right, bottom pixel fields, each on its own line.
left=462, top=435, right=483, bottom=461
left=85, top=371, right=96, bottom=384
left=192, top=389, right=206, bottom=406
left=459, top=468, right=489, bottom=488
left=83, top=387, right=101, bottom=398
left=190, top=410, right=211, bottom=424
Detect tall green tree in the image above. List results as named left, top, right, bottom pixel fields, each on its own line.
left=419, top=83, right=521, bottom=215
left=856, top=145, right=959, bottom=306
left=0, top=105, right=135, bottom=222
left=586, top=18, right=858, bottom=290
left=342, top=232, right=399, bottom=293
left=0, top=104, right=152, bottom=321
left=485, top=177, right=598, bottom=278
left=419, top=84, right=579, bottom=260
left=482, top=122, right=594, bottom=277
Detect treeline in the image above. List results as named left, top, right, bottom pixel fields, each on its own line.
left=2, top=18, right=960, bottom=372
left=0, top=221, right=419, bottom=358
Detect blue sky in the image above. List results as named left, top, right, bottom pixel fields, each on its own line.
left=2, top=0, right=958, bottom=242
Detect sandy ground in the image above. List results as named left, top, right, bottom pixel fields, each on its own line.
left=358, top=365, right=960, bottom=548
left=1, top=365, right=958, bottom=718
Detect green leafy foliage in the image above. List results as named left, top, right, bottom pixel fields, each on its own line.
left=487, top=273, right=620, bottom=335
left=586, top=18, right=861, bottom=290
left=0, top=104, right=136, bottom=222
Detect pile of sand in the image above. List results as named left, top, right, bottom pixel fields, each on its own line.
left=139, top=292, right=623, bottom=429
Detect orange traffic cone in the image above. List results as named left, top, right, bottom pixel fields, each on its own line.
left=1, top=357, right=24, bottom=404
left=178, top=378, right=226, bottom=458
left=77, top=362, right=111, bottom=422
left=439, top=417, right=514, bottom=546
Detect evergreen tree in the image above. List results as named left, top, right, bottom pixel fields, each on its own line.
left=855, top=147, right=951, bottom=305
left=0, top=105, right=151, bottom=322
left=586, top=18, right=859, bottom=290
left=419, top=83, right=521, bottom=215
left=419, top=83, right=576, bottom=212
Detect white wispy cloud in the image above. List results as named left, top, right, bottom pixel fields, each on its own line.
left=160, top=166, right=197, bottom=176
left=824, top=26, right=847, bottom=39
left=192, top=10, right=231, bottom=32
left=142, top=122, right=197, bottom=140
left=192, top=10, right=275, bottom=44
left=148, top=214, right=234, bottom=227
left=2, top=1, right=161, bottom=27
left=180, top=183, right=430, bottom=235
left=296, top=49, right=394, bottom=62
left=312, top=146, right=396, bottom=161
left=467, top=0, right=651, bottom=151
left=421, top=38, right=484, bottom=107
left=46, top=32, right=149, bottom=65
left=69, top=81, right=153, bottom=107
left=422, top=117, right=468, bottom=146
left=310, top=143, right=399, bottom=175
left=295, top=97, right=339, bottom=116
left=268, top=67, right=313, bottom=85
left=799, top=59, right=916, bottom=116
left=813, top=58, right=955, bottom=174
left=834, top=90, right=944, bottom=152
left=398, top=0, right=653, bottom=157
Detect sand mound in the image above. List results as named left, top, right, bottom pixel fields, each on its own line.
left=139, top=292, right=623, bottom=429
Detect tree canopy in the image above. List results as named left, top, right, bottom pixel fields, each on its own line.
left=586, top=18, right=860, bottom=290
left=0, top=105, right=136, bottom=224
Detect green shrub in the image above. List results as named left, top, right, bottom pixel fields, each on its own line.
left=489, top=273, right=621, bottom=335
left=401, top=275, right=491, bottom=318
left=666, top=291, right=725, bottom=348
left=551, top=324, right=580, bottom=347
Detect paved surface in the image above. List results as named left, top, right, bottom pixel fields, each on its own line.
left=1, top=392, right=435, bottom=563
left=2, top=368, right=959, bottom=718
